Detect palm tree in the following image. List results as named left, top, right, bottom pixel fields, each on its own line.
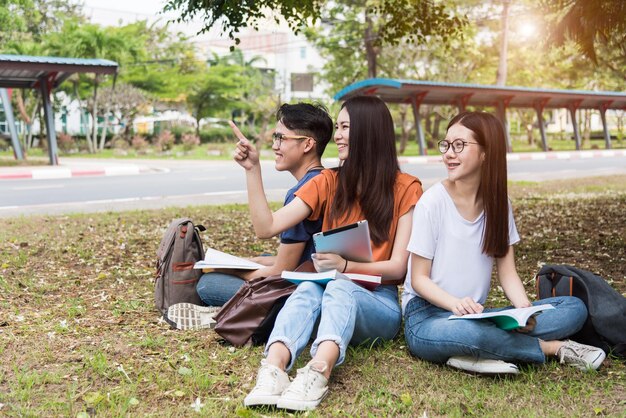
left=47, top=21, right=135, bottom=152
left=547, top=0, right=626, bottom=64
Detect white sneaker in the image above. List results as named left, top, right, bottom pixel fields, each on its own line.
left=244, top=360, right=291, bottom=407
left=166, top=303, right=221, bottom=330
left=276, top=363, right=329, bottom=411
left=557, top=340, right=606, bottom=371
left=446, top=356, right=520, bottom=375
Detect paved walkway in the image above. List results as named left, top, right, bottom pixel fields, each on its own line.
left=1, top=149, right=624, bottom=180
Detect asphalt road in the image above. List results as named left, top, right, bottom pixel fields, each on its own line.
left=1, top=156, right=624, bottom=217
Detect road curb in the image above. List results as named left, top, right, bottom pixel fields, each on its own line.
left=0, top=165, right=160, bottom=180
left=322, top=149, right=625, bottom=166
left=1, top=149, right=623, bottom=180
left=391, top=149, right=626, bottom=164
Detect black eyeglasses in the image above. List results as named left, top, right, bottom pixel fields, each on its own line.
left=438, top=139, right=480, bottom=154
left=272, top=132, right=313, bottom=147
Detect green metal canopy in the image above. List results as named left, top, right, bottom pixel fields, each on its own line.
left=334, top=78, right=626, bottom=154
left=0, top=54, right=119, bottom=165
left=334, top=78, right=626, bottom=110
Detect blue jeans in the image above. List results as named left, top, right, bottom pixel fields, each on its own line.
left=196, top=272, right=244, bottom=306
left=403, top=296, right=587, bottom=364
left=265, top=280, right=402, bottom=371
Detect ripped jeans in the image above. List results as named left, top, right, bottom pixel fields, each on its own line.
left=265, top=279, right=402, bottom=370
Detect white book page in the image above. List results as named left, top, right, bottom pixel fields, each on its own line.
left=194, top=248, right=263, bottom=270
left=448, top=304, right=554, bottom=321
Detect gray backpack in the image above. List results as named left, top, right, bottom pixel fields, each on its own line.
left=155, top=218, right=206, bottom=317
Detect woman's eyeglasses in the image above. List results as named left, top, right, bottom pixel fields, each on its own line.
left=272, top=132, right=314, bottom=147
left=438, top=139, right=479, bottom=154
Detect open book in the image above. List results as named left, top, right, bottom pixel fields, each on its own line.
left=193, top=248, right=263, bottom=270
left=281, top=269, right=382, bottom=291
left=448, top=304, right=555, bottom=331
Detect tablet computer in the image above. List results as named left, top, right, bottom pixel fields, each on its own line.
left=313, top=220, right=373, bottom=262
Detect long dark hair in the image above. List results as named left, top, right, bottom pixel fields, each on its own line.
left=330, top=96, right=400, bottom=245
left=446, top=111, right=509, bottom=258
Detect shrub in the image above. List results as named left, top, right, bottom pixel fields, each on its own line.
left=111, top=137, right=129, bottom=150
left=199, top=125, right=255, bottom=143
left=154, top=130, right=175, bottom=152
left=181, top=133, right=200, bottom=152
left=57, top=133, right=76, bottom=152
left=0, top=137, right=9, bottom=151
left=131, top=135, right=149, bottom=152
left=171, top=126, right=195, bottom=142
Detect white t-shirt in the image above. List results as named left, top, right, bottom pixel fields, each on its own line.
left=401, top=182, right=520, bottom=312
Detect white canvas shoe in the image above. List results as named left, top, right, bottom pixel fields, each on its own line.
left=557, top=340, right=606, bottom=371
left=166, top=303, right=220, bottom=330
left=244, top=360, right=291, bottom=407
left=446, top=356, right=520, bottom=375
left=276, top=363, right=329, bottom=411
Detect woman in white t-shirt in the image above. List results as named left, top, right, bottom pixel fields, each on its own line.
left=402, top=111, right=606, bottom=374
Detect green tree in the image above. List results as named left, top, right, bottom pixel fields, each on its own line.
left=0, top=0, right=36, bottom=44
left=115, top=21, right=207, bottom=112
left=164, top=0, right=465, bottom=78
left=216, top=49, right=278, bottom=141
left=45, top=20, right=140, bottom=152
left=0, top=0, right=82, bottom=45
left=99, top=83, right=150, bottom=140
left=186, top=61, right=246, bottom=136
left=1, top=0, right=84, bottom=151
left=542, top=0, right=626, bottom=65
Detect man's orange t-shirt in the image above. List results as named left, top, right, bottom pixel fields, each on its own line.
left=295, top=170, right=423, bottom=262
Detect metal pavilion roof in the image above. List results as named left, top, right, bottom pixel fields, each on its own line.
left=0, top=54, right=119, bottom=165
left=334, top=78, right=626, bottom=111
left=0, top=54, right=118, bottom=89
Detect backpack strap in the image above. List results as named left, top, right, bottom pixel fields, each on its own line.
left=536, top=270, right=573, bottom=299
left=156, top=217, right=192, bottom=262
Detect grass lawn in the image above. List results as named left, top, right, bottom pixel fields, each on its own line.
left=1, top=135, right=624, bottom=165
left=0, top=176, right=625, bottom=416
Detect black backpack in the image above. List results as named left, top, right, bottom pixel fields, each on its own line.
left=536, top=264, right=626, bottom=357
left=155, top=218, right=207, bottom=319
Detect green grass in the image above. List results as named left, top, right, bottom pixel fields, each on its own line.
left=2, top=134, right=623, bottom=166
left=0, top=177, right=624, bottom=416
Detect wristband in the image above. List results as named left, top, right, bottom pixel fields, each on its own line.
left=342, top=259, right=348, bottom=273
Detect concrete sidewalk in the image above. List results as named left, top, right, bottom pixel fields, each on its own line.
left=1, top=149, right=624, bottom=180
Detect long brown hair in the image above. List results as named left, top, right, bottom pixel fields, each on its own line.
left=330, top=96, right=400, bottom=245
left=447, top=111, right=509, bottom=258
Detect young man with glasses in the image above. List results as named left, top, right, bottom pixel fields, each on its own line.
left=167, top=103, right=333, bottom=330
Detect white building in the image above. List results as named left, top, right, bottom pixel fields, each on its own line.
left=196, top=25, right=330, bottom=103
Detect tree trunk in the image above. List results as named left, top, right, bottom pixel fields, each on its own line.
left=398, top=105, right=408, bottom=154
left=25, top=102, right=40, bottom=150
left=38, top=106, right=47, bottom=151
left=99, top=103, right=111, bottom=151
left=16, top=90, right=31, bottom=124
left=517, top=109, right=534, bottom=146
left=495, top=0, right=510, bottom=86
left=195, top=106, right=201, bottom=138
left=526, top=124, right=534, bottom=145
left=74, top=81, right=94, bottom=153
left=364, top=11, right=377, bottom=78
left=618, top=111, right=624, bottom=142
left=433, top=112, right=442, bottom=140
left=582, top=109, right=591, bottom=148
left=91, top=75, right=100, bottom=153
